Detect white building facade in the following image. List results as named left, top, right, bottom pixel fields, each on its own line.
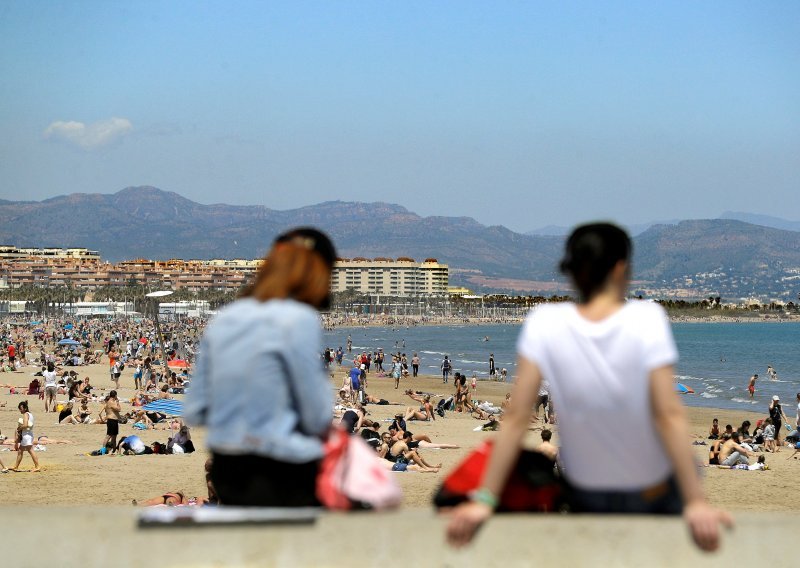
left=331, top=258, right=448, bottom=297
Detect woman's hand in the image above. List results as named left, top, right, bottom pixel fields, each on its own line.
left=446, top=501, right=493, bottom=548
left=683, top=500, right=734, bottom=552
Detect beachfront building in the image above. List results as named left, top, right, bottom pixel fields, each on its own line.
left=0, top=256, right=249, bottom=292
left=331, top=258, right=449, bottom=297
left=0, top=245, right=101, bottom=261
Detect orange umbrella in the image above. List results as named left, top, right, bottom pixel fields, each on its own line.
left=167, top=359, right=189, bottom=368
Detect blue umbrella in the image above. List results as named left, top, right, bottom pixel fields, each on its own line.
left=58, top=338, right=81, bottom=346
left=64, top=323, right=74, bottom=330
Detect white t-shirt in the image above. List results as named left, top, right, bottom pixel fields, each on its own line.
left=517, top=301, right=678, bottom=491
left=43, top=370, right=58, bottom=388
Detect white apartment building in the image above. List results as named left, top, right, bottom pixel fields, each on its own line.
left=331, top=258, right=448, bottom=297
left=0, top=246, right=101, bottom=261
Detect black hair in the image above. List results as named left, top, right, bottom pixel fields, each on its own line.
left=559, top=223, right=632, bottom=301
left=47, top=362, right=55, bottom=372
left=18, top=400, right=28, bottom=411
left=541, top=429, right=552, bottom=442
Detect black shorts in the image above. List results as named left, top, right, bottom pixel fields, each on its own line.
left=106, top=419, right=119, bottom=436
left=8, top=356, right=15, bottom=363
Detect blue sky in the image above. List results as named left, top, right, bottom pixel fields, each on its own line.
left=1, top=1, right=798, bottom=232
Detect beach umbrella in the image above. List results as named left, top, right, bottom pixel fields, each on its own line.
left=167, top=359, right=189, bottom=368
left=58, top=338, right=81, bottom=346
left=64, top=323, right=74, bottom=330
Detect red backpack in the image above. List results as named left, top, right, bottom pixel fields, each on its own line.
left=433, top=440, right=564, bottom=512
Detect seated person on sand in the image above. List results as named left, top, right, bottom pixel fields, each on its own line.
left=404, top=395, right=435, bottom=422
left=719, top=432, right=754, bottom=466
left=77, top=399, right=93, bottom=424
left=80, top=377, right=93, bottom=396
left=59, top=402, right=83, bottom=425
left=536, top=429, right=558, bottom=461
left=158, top=384, right=172, bottom=400
left=386, top=432, right=441, bottom=472
left=385, top=424, right=458, bottom=449
left=67, top=380, right=89, bottom=402
left=708, top=418, right=720, bottom=440
left=167, top=425, right=195, bottom=454
left=708, top=438, right=723, bottom=465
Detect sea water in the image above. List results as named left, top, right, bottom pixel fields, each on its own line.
left=323, top=322, right=800, bottom=412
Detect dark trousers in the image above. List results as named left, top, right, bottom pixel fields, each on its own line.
left=566, top=475, right=682, bottom=515
left=211, top=453, right=320, bottom=507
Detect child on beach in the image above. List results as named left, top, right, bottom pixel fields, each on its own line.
left=763, top=419, right=776, bottom=452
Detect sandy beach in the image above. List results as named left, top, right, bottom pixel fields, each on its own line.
left=0, top=359, right=797, bottom=512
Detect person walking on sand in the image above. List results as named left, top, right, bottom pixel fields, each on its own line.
left=441, top=355, right=452, bottom=384
left=11, top=401, right=40, bottom=472
left=747, top=374, right=758, bottom=399
left=411, top=353, right=420, bottom=377
left=446, top=223, right=732, bottom=552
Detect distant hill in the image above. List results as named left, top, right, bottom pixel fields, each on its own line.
left=527, top=219, right=681, bottom=237
left=719, top=212, right=800, bottom=233
left=0, top=186, right=563, bottom=285
left=2, top=187, right=800, bottom=298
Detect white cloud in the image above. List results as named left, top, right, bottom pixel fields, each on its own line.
left=43, top=117, right=133, bottom=149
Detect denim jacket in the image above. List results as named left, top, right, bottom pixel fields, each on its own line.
left=184, top=298, right=332, bottom=463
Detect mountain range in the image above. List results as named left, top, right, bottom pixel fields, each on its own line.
left=2, top=186, right=800, bottom=298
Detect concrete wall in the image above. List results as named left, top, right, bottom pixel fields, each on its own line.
left=0, top=508, right=787, bottom=568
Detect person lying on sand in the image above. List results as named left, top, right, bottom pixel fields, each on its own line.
left=133, top=491, right=210, bottom=507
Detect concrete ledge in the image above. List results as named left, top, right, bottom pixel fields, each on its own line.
left=0, top=507, right=786, bottom=567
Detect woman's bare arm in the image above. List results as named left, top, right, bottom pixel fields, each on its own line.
left=650, top=365, right=734, bottom=551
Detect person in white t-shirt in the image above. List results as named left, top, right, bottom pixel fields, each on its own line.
left=447, top=223, right=732, bottom=553
left=42, top=362, right=59, bottom=413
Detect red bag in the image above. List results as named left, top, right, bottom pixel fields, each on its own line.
left=316, top=427, right=402, bottom=511
left=433, top=440, right=563, bottom=512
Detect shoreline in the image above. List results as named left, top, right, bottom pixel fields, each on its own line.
left=323, top=313, right=800, bottom=330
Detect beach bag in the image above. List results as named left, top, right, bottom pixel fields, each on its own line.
left=317, top=427, right=403, bottom=511
left=433, top=440, right=563, bottom=512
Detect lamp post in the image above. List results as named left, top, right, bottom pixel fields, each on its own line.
left=146, top=290, right=173, bottom=383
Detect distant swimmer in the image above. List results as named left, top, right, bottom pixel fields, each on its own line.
left=767, top=365, right=778, bottom=381
left=483, top=336, right=490, bottom=342
left=747, top=374, right=758, bottom=399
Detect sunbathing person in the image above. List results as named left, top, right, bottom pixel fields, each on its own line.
left=134, top=491, right=209, bottom=507
left=386, top=433, right=441, bottom=471
left=378, top=458, right=441, bottom=473
left=404, top=395, right=435, bottom=422
left=58, top=402, right=83, bottom=425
